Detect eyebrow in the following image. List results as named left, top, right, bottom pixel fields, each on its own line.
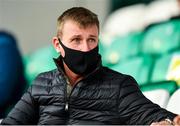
left=70, top=35, right=81, bottom=39
left=70, top=34, right=98, bottom=39
left=89, top=35, right=98, bottom=38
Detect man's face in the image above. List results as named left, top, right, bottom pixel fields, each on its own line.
left=60, top=20, right=98, bottom=55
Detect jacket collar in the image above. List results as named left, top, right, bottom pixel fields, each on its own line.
left=53, top=56, right=65, bottom=75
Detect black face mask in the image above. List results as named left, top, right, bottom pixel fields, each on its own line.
left=58, top=38, right=99, bottom=75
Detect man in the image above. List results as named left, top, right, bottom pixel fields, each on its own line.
left=1, top=7, right=180, bottom=125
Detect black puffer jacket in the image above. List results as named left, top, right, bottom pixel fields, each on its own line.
left=1, top=57, right=176, bottom=125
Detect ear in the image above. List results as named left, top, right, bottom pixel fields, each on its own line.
left=52, top=37, right=65, bottom=57
left=52, top=37, right=61, bottom=52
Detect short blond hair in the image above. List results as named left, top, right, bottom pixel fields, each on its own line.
left=57, top=7, right=99, bottom=37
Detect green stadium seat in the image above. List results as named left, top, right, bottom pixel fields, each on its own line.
left=98, top=38, right=108, bottom=66
left=24, top=45, right=59, bottom=85
left=100, top=32, right=142, bottom=66
left=151, top=51, right=180, bottom=87
left=141, top=19, right=180, bottom=55
left=110, top=55, right=154, bottom=85
left=140, top=81, right=178, bottom=95
left=151, top=54, right=172, bottom=82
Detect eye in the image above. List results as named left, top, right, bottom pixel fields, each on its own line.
left=72, top=38, right=81, bottom=44
left=88, top=38, right=96, bottom=43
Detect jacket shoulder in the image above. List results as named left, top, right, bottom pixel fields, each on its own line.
left=101, top=67, right=133, bottom=80
left=32, top=69, right=58, bottom=86
left=100, top=66, right=138, bottom=87
left=29, top=69, right=64, bottom=96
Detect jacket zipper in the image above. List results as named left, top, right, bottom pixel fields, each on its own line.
left=64, top=82, right=70, bottom=125
left=65, top=81, right=71, bottom=111
left=65, top=100, right=69, bottom=111
left=64, top=77, right=84, bottom=112
left=64, top=65, right=101, bottom=111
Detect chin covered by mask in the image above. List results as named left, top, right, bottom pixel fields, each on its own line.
left=58, top=38, right=100, bottom=75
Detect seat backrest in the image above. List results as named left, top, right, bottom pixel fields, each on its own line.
left=151, top=51, right=180, bottom=86
left=141, top=19, right=180, bottom=55
left=166, top=54, right=180, bottom=87
left=142, top=89, right=170, bottom=108
left=140, top=81, right=177, bottom=95
left=100, top=32, right=142, bottom=66
left=166, top=89, right=180, bottom=114
left=111, top=55, right=153, bottom=85
left=151, top=54, right=172, bottom=82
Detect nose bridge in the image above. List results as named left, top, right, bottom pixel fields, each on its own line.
left=82, top=40, right=90, bottom=52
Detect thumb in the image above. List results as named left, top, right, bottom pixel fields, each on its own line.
left=173, top=115, right=180, bottom=125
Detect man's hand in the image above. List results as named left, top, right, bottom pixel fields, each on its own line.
left=150, top=115, right=180, bottom=126
left=173, top=115, right=180, bottom=125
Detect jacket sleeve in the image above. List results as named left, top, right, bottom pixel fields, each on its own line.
left=1, top=86, right=39, bottom=124
left=117, top=75, right=177, bottom=125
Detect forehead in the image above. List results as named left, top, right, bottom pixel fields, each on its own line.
left=61, top=20, right=98, bottom=36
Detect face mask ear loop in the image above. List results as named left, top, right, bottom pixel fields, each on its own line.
left=58, top=38, right=66, bottom=59
left=58, top=38, right=64, bottom=47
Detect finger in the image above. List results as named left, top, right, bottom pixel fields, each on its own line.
left=173, top=115, right=180, bottom=125
left=150, top=122, right=159, bottom=126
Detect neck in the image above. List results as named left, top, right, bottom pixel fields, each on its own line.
left=63, top=62, right=83, bottom=86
